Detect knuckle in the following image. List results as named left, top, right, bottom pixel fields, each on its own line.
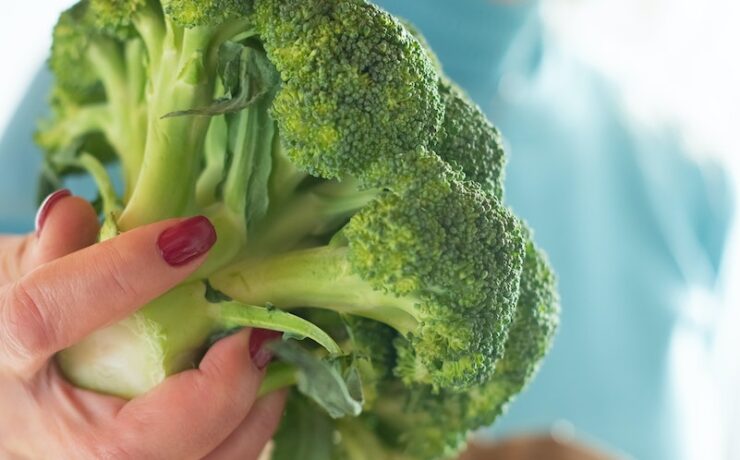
left=89, top=429, right=149, bottom=460
left=251, top=413, right=277, bottom=442
left=0, top=282, right=55, bottom=365
left=90, top=439, right=142, bottom=460
left=97, top=413, right=164, bottom=460
left=197, top=361, right=245, bottom=414
left=99, top=245, right=138, bottom=301
left=199, top=351, right=229, bottom=382
left=200, top=365, right=244, bottom=408
left=252, top=397, right=286, bottom=440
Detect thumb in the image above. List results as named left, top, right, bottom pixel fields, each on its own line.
left=33, top=189, right=100, bottom=265
left=0, top=190, right=99, bottom=284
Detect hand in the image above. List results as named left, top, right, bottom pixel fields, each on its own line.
left=0, top=190, right=286, bottom=459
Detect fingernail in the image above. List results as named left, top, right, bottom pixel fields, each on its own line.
left=249, top=328, right=283, bottom=370
left=35, top=189, right=72, bottom=236
left=157, top=216, right=217, bottom=267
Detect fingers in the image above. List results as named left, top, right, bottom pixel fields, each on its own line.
left=0, top=191, right=98, bottom=285
left=205, top=390, right=287, bottom=460
left=32, top=193, right=99, bottom=266
left=0, top=216, right=216, bottom=373
left=108, top=330, right=266, bottom=460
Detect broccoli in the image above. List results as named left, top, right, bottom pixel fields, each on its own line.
left=212, top=150, right=525, bottom=390
left=272, top=231, right=558, bottom=460
left=38, top=0, right=559, bottom=458
left=367, top=229, right=560, bottom=459
left=434, top=83, right=507, bottom=198
left=254, top=0, right=442, bottom=179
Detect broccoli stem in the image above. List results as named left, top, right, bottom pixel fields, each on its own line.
left=87, top=38, right=147, bottom=195
left=336, top=418, right=414, bottom=460
left=76, top=153, right=122, bottom=240
left=196, top=82, right=280, bottom=274
left=223, top=92, right=276, bottom=226
left=118, top=98, right=209, bottom=229
left=195, top=115, right=229, bottom=208
left=118, top=29, right=216, bottom=229
left=57, top=284, right=343, bottom=399
left=267, top=140, right=306, bottom=206
left=210, top=246, right=419, bottom=335
left=36, top=103, right=113, bottom=153
left=248, top=180, right=377, bottom=255
left=118, top=21, right=259, bottom=229
left=122, top=39, right=149, bottom=198
left=214, top=301, right=342, bottom=355
left=86, top=39, right=127, bottom=106
left=57, top=283, right=215, bottom=399
left=131, top=0, right=166, bottom=68
left=188, top=109, right=262, bottom=275
left=259, top=361, right=298, bottom=397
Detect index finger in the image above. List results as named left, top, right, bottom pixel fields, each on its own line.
left=0, top=216, right=216, bottom=374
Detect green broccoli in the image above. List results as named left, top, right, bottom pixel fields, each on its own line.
left=434, top=83, right=507, bottom=198
left=336, top=229, right=559, bottom=459
left=212, top=151, right=525, bottom=390
left=38, top=0, right=559, bottom=458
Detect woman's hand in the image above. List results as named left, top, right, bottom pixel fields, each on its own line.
left=0, top=190, right=286, bottom=459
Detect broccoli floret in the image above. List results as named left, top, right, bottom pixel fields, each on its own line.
left=434, top=83, right=507, bottom=197
left=398, top=19, right=443, bottom=73
left=367, top=228, right=559, bottom=459
left=495, top=226, right=560, bottom=390
left=343, top=316, right=398, bottom=408
left=49, top=1, right=103, bottom=103
left=163, top=0, right=251, bottom=27
left=44, top=1, right=148, bottom=192
left=87, top=0, right=142, bottom=30
left=344, top=316, right=397, bottom=379
left=254, top=0, right=444, bottom=179
left=399, top=22, right=506, bottom=197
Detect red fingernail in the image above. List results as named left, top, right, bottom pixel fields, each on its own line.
left=35, top=189, right=72, bottom=236
left=157, top=216, right=217, bottom=267
left=249, top=329, right=283, bottom=370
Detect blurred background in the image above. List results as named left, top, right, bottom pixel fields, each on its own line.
left=1, top=1, right=739, bottom=459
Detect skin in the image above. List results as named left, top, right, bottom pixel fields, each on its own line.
left=0, top=194, right=286, bottom=459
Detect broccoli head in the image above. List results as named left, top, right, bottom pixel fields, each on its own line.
left=434, top=83, right=507, bottom=197
left=366, top=228, right=559, bottom=459
left=39, top=1, right=560, bottom=458
left=255, top=0, right=444, bottom=179
left=49, top=1, right=103, bottom=103
left=163, top=0, right=251, bottom=27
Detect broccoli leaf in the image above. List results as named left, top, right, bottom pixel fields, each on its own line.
left=216, top=302, right=343, bottom=355
left=163, top=42, right=279, bottom=118
left=269, top=340, right=363, bottom=419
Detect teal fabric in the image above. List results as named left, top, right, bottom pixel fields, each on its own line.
left=373, top=1, right=734, bottom=459
left=0, top=2, right=733, bottom=459
left=0, top=70, right=51, bottom=233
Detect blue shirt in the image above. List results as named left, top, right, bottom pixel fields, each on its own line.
left=372, top=1, right=733, bottom=459
left=0, top=2, right=734, bottom=459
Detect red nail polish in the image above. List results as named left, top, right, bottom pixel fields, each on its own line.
left=35, top=189, right=72, bottom=236
left=249, top=329, right=283, bottom=370
left=157, top=216, right=217, bottom=267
